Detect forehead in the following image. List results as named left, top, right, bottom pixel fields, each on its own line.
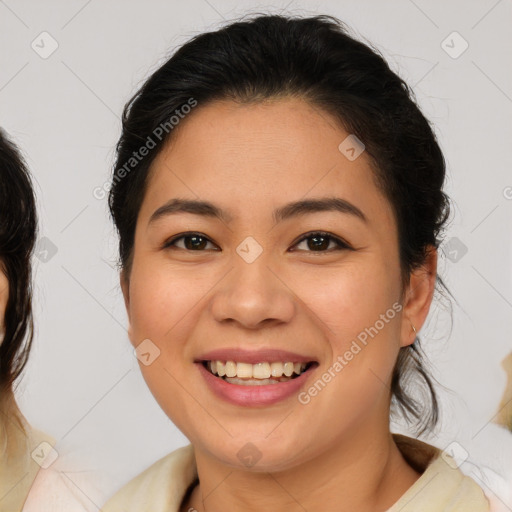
left=140, top=97, right=394, bottom=228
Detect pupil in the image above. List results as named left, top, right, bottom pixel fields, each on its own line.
left=308, top=235, right=329, bottom=251
left=186, top=235, right=206, bottom=250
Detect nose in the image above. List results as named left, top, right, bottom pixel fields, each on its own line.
left=210, top=252, right=296, bottom=330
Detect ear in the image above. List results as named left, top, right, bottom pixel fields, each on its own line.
left=120, top=269, right=130, bottom=314
left=120, top=270, right=134, bottom=343
left=400, top=245, right=437, bottom=348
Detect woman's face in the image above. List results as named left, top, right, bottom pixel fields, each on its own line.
left=122, top=98, right=436, bottom=471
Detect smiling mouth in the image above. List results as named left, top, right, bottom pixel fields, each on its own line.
left=202, top=360, right=317, bottom=386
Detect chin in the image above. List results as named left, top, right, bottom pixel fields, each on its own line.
left=198, top=434, right=309, bottom=473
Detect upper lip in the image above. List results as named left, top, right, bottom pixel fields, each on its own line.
left=195, top=348, right=317, bottom=364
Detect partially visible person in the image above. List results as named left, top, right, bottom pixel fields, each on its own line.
left=0, top=129, right=104, bottom=512
left=0, top=128, right=54, bottom=512
left=461, top=352, right=512, bottom=511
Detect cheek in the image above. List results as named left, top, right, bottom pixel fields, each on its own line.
left=289, top=262, right=400, bottom=345
left=126, top=260, right=217, bottom=369
left=297, top=268, right=401, bottom=432
left=126, top=263, right=196, bottom=425
left=128, top=262, right=191, bottom=337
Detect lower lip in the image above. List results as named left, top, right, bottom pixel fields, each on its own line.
left=196, top=362, right=316, bottom=407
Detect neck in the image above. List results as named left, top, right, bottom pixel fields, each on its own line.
left=0, top=394, right=27, bottom=458
left=183, top=417, right=421, bottom=512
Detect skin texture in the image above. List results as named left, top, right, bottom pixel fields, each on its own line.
left=0, top=268, right=8, bottom=341
left=121, top=97, right=438, bottom=512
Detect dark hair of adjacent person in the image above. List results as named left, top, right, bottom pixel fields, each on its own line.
left=0, top=129, right=37, bottom=415
left=109, top=14, right=453, bottom=436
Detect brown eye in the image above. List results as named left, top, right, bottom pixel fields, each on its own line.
left=306, top=234, right=330, bottom=251
left=292, top=232, right=350, bottom=252
left=184, top=235, right=208, bottom=250
left=164, top=233, right=218, bottom=251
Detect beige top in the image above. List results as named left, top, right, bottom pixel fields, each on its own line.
left=101, top=434, right=490, bottom=512
left=0, top=418, right=55, bottom=512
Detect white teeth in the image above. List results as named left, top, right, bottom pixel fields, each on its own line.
left=270, top=362, right=284, bottom=377
left=225, top=361, right=237, bottom=378
left=253, top=362, right=271, bottom=379
left=236, top=362, right=253, bottom=378
left=206, top=360, right=310, bottom=380
left=283, top=362, right=294, bottom=377
left=225, top=376, right=289, bottom=386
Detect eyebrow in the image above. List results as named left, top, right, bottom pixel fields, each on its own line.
left=149, top=197, right=368, bottom=225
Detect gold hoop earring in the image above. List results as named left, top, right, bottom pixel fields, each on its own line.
left=411, top=323, right=417, bottom=334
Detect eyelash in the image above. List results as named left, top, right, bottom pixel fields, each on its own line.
left=163, top=231, right=351, bottom=253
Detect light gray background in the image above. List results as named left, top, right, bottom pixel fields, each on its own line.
left=1, top=0, right=511, bottom=503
